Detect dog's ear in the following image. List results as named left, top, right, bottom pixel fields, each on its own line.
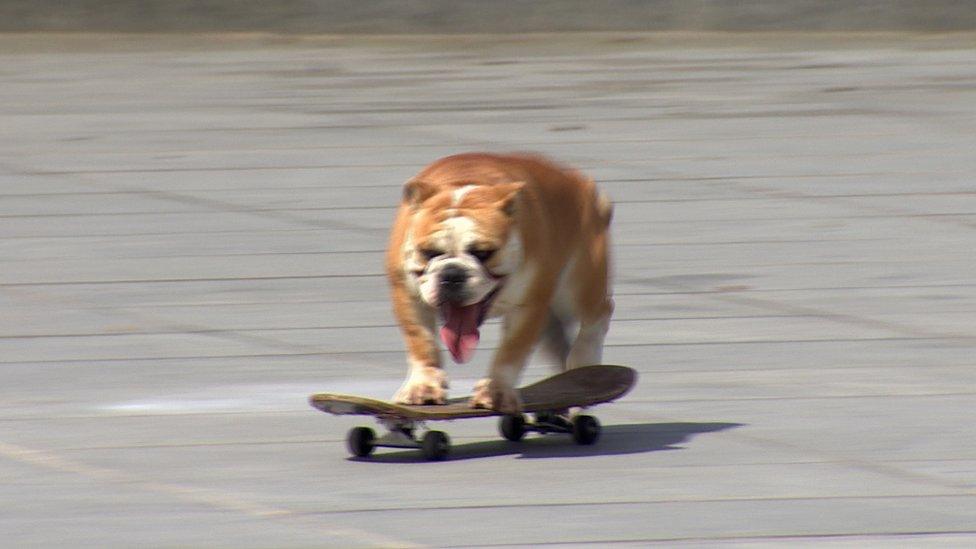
left=495, top=181, right=525, bottom=217
left=402, top=179, right=437, bottom=209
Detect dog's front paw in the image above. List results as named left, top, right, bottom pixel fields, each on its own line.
left=393, top=366, right=448, bottom=405
left=470, top=378, right=522, bottom=414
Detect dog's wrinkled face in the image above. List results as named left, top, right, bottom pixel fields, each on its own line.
left=402, top=182, right=524, bottom=363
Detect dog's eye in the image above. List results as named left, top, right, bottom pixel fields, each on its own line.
left=419, top=248, right=443, bottom=262
left=470, top=248, right=496, bottom=263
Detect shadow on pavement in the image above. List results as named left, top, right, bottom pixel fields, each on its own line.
left=355, top=422, right=743, bottom=463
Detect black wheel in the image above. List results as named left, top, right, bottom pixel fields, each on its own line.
left=499, top=414, right=527, bottom=441
left=421, top=430, right=450, bottom=461
left=346, top=426, right=376, bottom=458
left=572, top=415, right=601, bottom=445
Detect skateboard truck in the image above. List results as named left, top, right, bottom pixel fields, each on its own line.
left=347, top=418, right=451, bottom=461
left=499, top=411, right=601, bottom=445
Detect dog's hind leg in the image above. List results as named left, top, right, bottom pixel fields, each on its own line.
left=566, top=225, right=613, bottom=370
left=567, top=304, right=611, bottom=369
left=541, top=310, right=572, bottom=372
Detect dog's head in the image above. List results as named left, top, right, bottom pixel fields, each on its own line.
left=399, top=180, right=525, bottom=363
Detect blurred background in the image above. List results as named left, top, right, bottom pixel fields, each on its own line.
left=2, top=2, right=976, bottom=548
left=4, top=0, right=976, bottom=32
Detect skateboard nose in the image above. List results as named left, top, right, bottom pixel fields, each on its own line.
left=439, top=265, right=468, bottom=301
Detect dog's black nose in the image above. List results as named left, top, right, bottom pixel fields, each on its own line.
left=439, top=265, right=468, bottom=301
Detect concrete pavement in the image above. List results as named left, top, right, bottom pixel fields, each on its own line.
left=1, top=32, right=976, bottom=547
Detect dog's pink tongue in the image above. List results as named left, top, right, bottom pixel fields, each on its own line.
left=440, top=303, right=481, bottom=364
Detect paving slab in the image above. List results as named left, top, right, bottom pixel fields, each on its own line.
left=1, top=32, right=976, bottom=547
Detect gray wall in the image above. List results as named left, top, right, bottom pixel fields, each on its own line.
left=2, top=1, right=976, bottom=33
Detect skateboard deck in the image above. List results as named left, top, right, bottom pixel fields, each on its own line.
left=309, top=364, right=637, bottom=420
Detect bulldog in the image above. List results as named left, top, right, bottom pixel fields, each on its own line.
left=386, top=153, right=613, bottom=413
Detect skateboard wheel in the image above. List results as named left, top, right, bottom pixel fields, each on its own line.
left=499, top=414, right=527, bottom=441
left=572, top=415, right=600, bottom=445
left=347, top=426, right=376, bottom=458
left=421, top=430, right=450, bottom=461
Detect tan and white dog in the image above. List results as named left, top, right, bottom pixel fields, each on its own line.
left=386, top=153, right=613, bottom=413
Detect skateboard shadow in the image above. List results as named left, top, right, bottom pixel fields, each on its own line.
left=355, top=422, right=743, bottom=463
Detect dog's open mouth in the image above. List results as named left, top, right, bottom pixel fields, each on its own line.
left=439, top=287, right=501, bottom=364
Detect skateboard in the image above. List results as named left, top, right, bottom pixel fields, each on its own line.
left=309, top=364, right=637, bottom=461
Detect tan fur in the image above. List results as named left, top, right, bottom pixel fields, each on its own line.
left=386, top=153, right=613, bottom=412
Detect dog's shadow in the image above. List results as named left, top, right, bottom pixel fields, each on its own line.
left=355, top=422, right=743, bottom=463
